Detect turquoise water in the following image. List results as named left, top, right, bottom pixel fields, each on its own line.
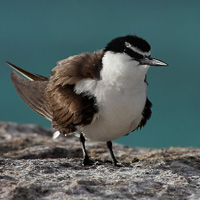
left=1, top=1, right=200, bottom=148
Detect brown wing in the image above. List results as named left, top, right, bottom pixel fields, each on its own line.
left=45, top=50, right=104, bottom=135
left=51, top=50, right=103, bottom=85
left=11, top=71, right=53, bottom=121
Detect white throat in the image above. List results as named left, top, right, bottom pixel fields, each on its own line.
left=101, top=51, right=150, bottom=86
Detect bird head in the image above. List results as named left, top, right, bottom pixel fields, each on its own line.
left=104, top=35, right=168, bottom=68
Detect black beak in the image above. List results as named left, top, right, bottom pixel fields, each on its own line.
left=139, top=57, right=168, bottom=66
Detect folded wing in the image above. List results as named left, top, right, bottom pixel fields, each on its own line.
left=46, top=51, right=103, bottom=135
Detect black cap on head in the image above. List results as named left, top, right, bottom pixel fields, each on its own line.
left=104, top=35, right=151, bottom=54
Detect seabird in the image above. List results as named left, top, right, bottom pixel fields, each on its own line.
left=7, top=35, right=168, bottom=166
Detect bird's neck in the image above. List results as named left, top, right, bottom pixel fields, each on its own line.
left=101, top=51, right=149, bottom=86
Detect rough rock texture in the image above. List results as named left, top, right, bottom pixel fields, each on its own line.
left=0, top=121, right=200, bottom=200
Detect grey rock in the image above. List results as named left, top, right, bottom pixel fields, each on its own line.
left=0, top=121, right=200, bottom=200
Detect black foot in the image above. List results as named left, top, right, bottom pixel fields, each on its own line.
left=80, top=133, right=94, bottom=166
left=82, top=156, right=94, bottom=166
left=107, top=141, right=122, bottom=166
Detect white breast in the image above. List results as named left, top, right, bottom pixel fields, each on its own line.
left=75, top=51, right=150, bottom=142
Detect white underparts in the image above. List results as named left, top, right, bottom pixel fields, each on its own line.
left=75, top=51, right=150, bottom=142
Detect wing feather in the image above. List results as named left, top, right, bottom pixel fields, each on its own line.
left=8, top=51, right=103, bottom=135
left=45, top=51, right=103, bottom=135
left=11, top=71, right=53, bottom=121
left=7, top=62, right=48, bottom=81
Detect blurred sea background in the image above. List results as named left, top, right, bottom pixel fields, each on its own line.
left=1, top=0, right=200, bottom=148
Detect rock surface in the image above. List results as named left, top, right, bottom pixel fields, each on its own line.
left=0, top=121, right=200, bottom=200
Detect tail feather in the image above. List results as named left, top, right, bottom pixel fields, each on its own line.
left=9, top=64, right=53, bottom=121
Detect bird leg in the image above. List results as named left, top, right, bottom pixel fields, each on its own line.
left=107, top=141, right=120, bottom=166
left=79, top=133, right=93, bottom=166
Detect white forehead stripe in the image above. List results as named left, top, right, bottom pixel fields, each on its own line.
left=125, top=42, right=150, bottom=56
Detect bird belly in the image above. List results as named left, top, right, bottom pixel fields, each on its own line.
left=82, top=81, right=147, bottom=142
